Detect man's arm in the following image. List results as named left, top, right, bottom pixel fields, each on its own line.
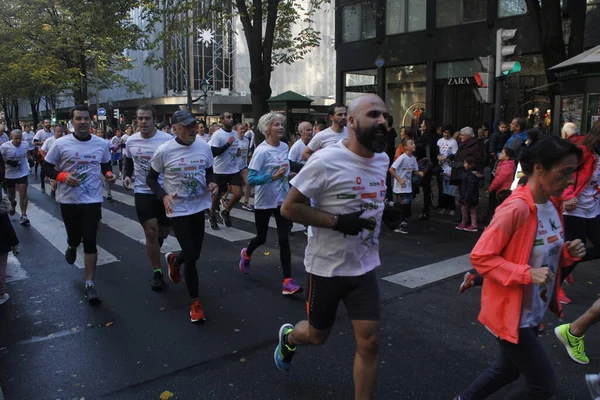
left=301, top=146, right=314, bottom=161
left=281, top=186, right=336, bottom=228
left=123, top=156, right=134, bottom=178
left=146, top=167, right=168, bottom=200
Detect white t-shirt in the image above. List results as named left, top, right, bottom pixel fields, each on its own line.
left=110, top=136, right=123, bottom=154
left=0, top=133, right=8, bottom=145
left=564, top=154, right=600, bottom=219
left=437, top=137, right=458, bottom=158
left=196, top=133, right=211, bottom=143
left=122, top=134, right=132, bottom=144
left=41, top=136, right=59, bottom=154
left=125, top=131, right=173, bottom=194
left=0, top=141, right=29, bottom=179
left=288, top=140, right=307, bottom=165
left=44, top=134, right=112, bottom=204
left=34, top=129, right=53, bottom=146
left=248, top=141, right=290, bottom=209
left=307, top=127, right=348, bottom=152
left=235, top=136, right=250, bottom=171
left=208, top=128, right=239, bottom=174
left=22, top=131, right=36, bottom=150
left=390, top=153, right=419, bottom=194
left=150, top=138, right=214, bottom=218
left=290, top=140, right=389, bottom=277
left=520, top=201, right=563, bottom=328
left=244, top=130, right=255, bottom=149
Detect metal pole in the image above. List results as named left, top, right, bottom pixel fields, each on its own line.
left=494, top=76, right=505, bottom=123
left=185, top=25, right=192, bottom=111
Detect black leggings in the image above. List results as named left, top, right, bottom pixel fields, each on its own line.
left=561, top=214, right=600, bottom=282
left=170, top=210, right=206, bottom=299
left=60, top=203, right=102, bottom=254
left=246, top=206, right=291, bottom=279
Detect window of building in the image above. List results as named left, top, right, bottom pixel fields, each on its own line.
left=385, top=65, right=427, bottom=130
left=498, top=0, right=527, bottom=17
left=342, top=2, right=377, bottom=43
left=437, top=0, right=487, bottom=27
left=343, top=69, right=377, bottom=103
left=387, top=0, right=426, bottom=35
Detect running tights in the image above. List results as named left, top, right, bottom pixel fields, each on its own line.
left=246, top=207, right=291, bottom=279
left=60, top=203, right=101, bottom=254
left=170, top=210, right=205, bottom=299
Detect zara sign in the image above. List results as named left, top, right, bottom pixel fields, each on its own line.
left=447, top=77, right=472, bottom=85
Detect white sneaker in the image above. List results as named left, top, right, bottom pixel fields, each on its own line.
left=0, top=293, right=9, bottom=305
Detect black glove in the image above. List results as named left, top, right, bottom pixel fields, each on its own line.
left=6, top=160, right=19, bottom=168
left=333, top=210, right=376, bottom=236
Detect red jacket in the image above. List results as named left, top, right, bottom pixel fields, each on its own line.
left=562, top=145, right=597, bottom=201
left=489, top=160, right=516, bottom=193
left=471, top=184, right=579, bottom=344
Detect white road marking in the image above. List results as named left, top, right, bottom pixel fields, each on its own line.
left=6, top=254, right=28, bottom=283
left=383, top=253, right=472, bottom=288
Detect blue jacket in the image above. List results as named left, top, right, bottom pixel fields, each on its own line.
left=505, top=131, right=528, bottom=154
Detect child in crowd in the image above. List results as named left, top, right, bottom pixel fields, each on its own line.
left=389, top=138, right=423, bottom=234
left=457, top=155, right=480, bottom=232
left=488, top=147, right=517, bottom=212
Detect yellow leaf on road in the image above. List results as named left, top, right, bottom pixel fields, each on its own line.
left=264, top=252, right=271, bottom=256
left=106, top=322, right=114, bottom=327
left=160, top=391, right=174, bottom=400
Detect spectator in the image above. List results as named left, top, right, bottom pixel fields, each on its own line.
left=385, top=115, right=398, bottom=202
left=415, top=118, right=439, bottom=220
left=561, top=122, right=583, bottom=145
left=488, top=147, right=517, bottom=216
left=456, top=155, right=481, bottom=232
left=450, top=126, right=483, bottom=185
left=505, top=117, right=528, bottom=156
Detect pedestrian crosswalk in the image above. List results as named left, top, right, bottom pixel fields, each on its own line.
left=6, top=254, right=28, bottom=283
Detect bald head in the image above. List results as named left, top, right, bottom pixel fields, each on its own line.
left=347, top=94, right=389, bottom=154
left=348, top=94, right=386, bottom=118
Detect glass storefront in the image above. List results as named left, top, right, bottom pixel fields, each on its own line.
left=587, top=93, right=600, bottom=132
left=343, top=69, right=378, bottom=104
left=385, top=65, right=427, bottom=130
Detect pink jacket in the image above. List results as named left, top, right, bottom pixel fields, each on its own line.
left=489, top=160, right=516, bottom=193
left=471, top=184, right=579, bottom=343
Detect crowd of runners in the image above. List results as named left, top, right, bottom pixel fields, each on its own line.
left=0, top=93, right=600, bottom=399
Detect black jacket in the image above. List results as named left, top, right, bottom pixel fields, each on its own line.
left=459, top=171, right=480, bottom=206
left=489, top=131, right=510, bottom=155
left=0, top=198, right=19, bottom=253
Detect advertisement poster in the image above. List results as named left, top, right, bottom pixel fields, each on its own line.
left=561, top=95, right=584, bottom=132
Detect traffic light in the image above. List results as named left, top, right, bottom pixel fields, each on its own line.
left=113, top=108, right=120, bottom=119
left=473, top=56, right=494, bottom=103
left=495, top=29, right=522, bottom=77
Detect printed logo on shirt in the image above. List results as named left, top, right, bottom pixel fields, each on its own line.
left=352, top=185, right=366, bottom=191
left=356, top=177, right=362, bottom=184
left=547, top=235, right=559, bottom=244
left=380, top=190, right=386, bottom=197
left=538, top=230, right=547, bottom=235
left=337, top=194, right=357, bottom=199
left=548, top=246, right=560, bottom=257
left=550, top=219, right=559, bottom=231
left=361, top=192, right=377, bottom=199
left=360, top=202, right=379, bottom=211
left=169, top=167, right=182, bottom=172
left=534, top=238, right=544, bottom=246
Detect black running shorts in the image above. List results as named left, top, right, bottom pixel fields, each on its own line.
left=306, top=269, right=380, bottom=331
left=5, top=175, right=28, bottom=188
left=134, top=193, right=171, bottom=227
left=214, top=172, right=243, bottom=193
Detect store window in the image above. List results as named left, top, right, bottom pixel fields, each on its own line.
left=385, top=65, right=427, bottom=130
left=387, top=0, right=426, bottom=35
left=586, top=93, right=600, bottom=132
left=342, top=2, right=377, bottom=43
left=498, top=0, right=527, bottom=17
left=437, top=0, right=487, bottom=27
left=344, top=69, right=377, bottom=104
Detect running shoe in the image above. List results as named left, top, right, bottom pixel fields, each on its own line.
left=455, top=223, right=467, bottom=231
left=239, top=248, right=251, bottom=274
left=585, top=374, right=600, bottom=399
left=557, top=287, right=572, bottom=305
left=463, top=225, right=478, bottom=232
left=219, top=209, right=232, bottom=227
left=19, top=215, right=30, bottom=226
left=274, top=323, right=296, bottom=371
left=50, top=189, right=56, bottom=200
left=554, top=323, right=589, bottom=364
left=107, top=194, right=114, bottom=202
left=190, top=300, right=206, bottom=323
left=394, top=226, right=408, bottom=234
left=65, top=246, right=77, bottom=265
left=84, top=285, right=101, bottom=304
left=209, top=215, right=219, bottom=230
left=459, top=272, right=476, bottom=293
left=8, top=202, right=15, bottom=216
left=151, top=270, right=165, bottom=291
left=241, top=203, right=254, bottom=212
left=282, top=278, right=302, bottom=295
left=0, top=293, right=9, bottom=306
left=565, top=274, right=575, bottom=285
left=164, top=252, right=180, bottom=284
left=438, top=209, right=449, bottom=215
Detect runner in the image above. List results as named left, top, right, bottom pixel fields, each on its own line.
left=208, top=112, right=242, bottom=230
left=42, top=105, right=116, bottom=304
left=121, top=125, right=134, bottom=178
left=147, top=109, right=218, bottom=323
left=33, top=119, right=54, bottom=192
left=123, top=105, right=173, bottom=291
left=0, top=125, right=8, bottom=145
left=0, top=130, right=32, bottom=225
left=288, top=121, right=313, bottom=172
left=21, top=125, right=36, bottom=173
left=237, top=123, right=253, bottom=211
left=196, top=120, right=210, bottom=143
left=110, top=129, right=124, bottom=179
left=94, top=128, right=113, bottom=201
left=301, top=103, right=348, bottom=160
left=40, top=125, right=65, bottom=200
left=274, top=94, right=389, bottom=400
left=238, top=113, right=301, bottom=295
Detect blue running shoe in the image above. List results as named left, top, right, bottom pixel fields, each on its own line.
left=274, top=323, right=296, bottom=371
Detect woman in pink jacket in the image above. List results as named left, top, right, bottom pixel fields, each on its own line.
left=455, top=136, right=584, bottom=400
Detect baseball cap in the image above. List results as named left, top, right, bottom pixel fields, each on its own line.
left=171, top=110, right=197, bottom=126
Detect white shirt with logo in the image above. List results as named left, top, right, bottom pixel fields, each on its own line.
left=248, top=141, right=290, bottom=209
left=235, top=136, right=250, bottom=171
left=150, top=139, right=214, bottom=218
left=34, top=129, right=53, bottom=146
left=110, top=136, right=123, bottom=154
left=307, top=127, right=348, bottom=152
left=22, top=131, right=36, bottom=150
left=290, top=140, right=389, bottom=277
left=437, top=137, right=458, bottom=158
left=0, top=133, right=8, bottom=146
left=520, top=201, right=563, bottom=328
left=391, top=153, right=419, bottom=194
left=41, top=136, right=59, bottom=154
left=564, top=153, right=600, bottom=219
left=197, top=134, right=211, bottom=143
left=288, top=140, right=307, bottom=165
left=44, top=134, right=112, bottom=204
left=0, top=141, right=29, bottom=179
left=209, top=128, right=239, bottom=174
left=125, top=131, right=173, bottom=194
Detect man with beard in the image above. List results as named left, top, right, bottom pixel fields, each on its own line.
left=275, top=94, right=393, bottom=400
left=301, top=103, right=348, bottom=160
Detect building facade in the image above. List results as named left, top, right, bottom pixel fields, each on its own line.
left=335, top=0, right=600, bottom=133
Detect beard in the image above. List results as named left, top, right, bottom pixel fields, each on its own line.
left=355, top=120, right=387, bottom=153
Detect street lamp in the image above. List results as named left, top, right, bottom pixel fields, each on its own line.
left=192, top=79, right=210, bottom=122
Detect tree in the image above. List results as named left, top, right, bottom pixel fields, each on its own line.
left=142, top=0, right=330, bottom=144
left=524, top=0, right=588, bottom=112
left=0, top=0, right=145, bottom=106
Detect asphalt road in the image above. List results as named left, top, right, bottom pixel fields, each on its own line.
left=1, top=182, right=599, bottom=400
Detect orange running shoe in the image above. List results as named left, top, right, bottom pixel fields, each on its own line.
left=164, top=252, right=180, bottom=284
left=190, top=300, right=206, bottom=323
left=557, top=287, right=572, bottom=305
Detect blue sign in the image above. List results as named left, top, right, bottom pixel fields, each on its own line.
left=98, top=108, right=106, bottom=116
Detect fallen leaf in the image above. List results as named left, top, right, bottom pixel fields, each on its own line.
left=240, top=358, right=246, bottom=362
left=160, top=307, right=165, bottom=311
left=106, top=322, right=114, bottom=327
left=264, top=252, right=271, bottom=256
left=588, top=281, right=593, bottom=285
left=160, top=391, right=174, bottom=400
